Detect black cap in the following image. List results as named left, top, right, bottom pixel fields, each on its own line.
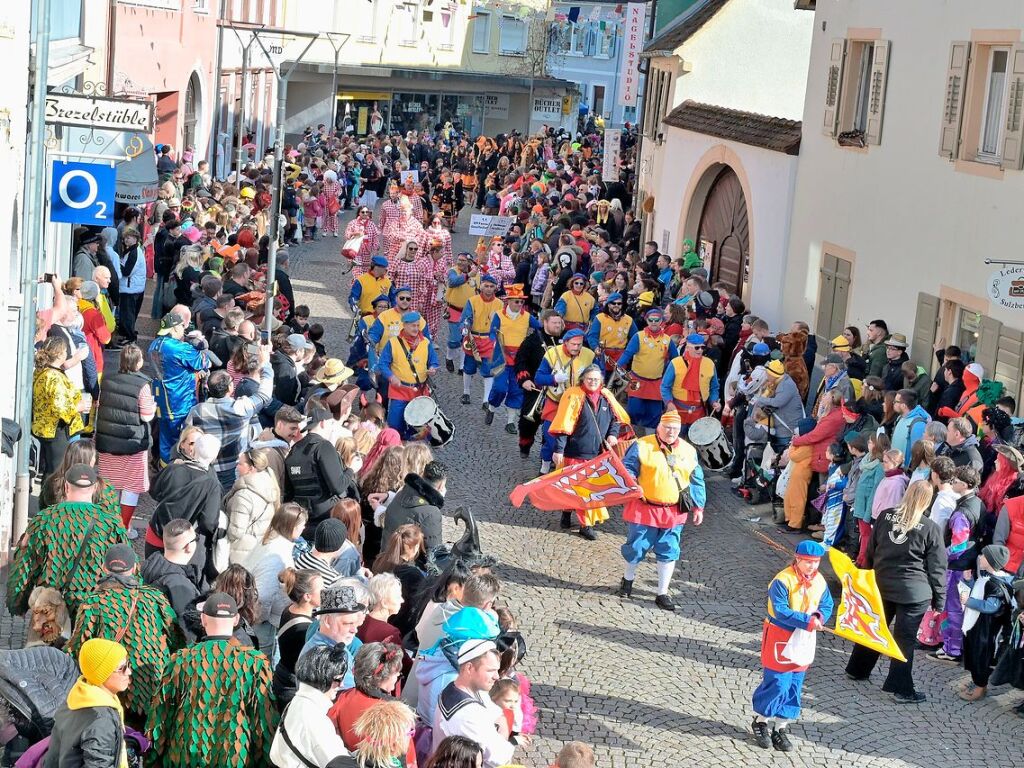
left=104, top=544, right=137, bottom=574
left=81, top=232, right=103, bottom=245
left=65, top=464, right=98, bottom=488
left=202, top=592, right=239, bottom=618
left=302, top=405, right=332, bottom=431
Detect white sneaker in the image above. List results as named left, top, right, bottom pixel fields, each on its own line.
left=127, top=528, right=139, bottom=540
left=333, top=232, right=339, bottom=237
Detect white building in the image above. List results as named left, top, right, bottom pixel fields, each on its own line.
left=783, top=0, right=1024, bottom=404
left=637, top=0, right=814, bottom=323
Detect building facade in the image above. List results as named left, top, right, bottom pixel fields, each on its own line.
left=546, top=1, right=645, bottom=129
left=783, top=0, right=1024, bottom=405
left=637, top=0, right=813, bottom=323
left=279, top=0, right=574, bottom=140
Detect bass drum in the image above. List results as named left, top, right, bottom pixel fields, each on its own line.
left=687, top=416, right=733, bottom=470
left=404, top=396, right=455, bottom=447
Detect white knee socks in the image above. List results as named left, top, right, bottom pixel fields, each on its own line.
left=656, top=561, right=676, bottom=595
left=463, top=373, right=472, bottom=395
left=120, top=490, right=140, bottom=505
left=624, top=561, right=639, bottom=581
left=506, top=407, right=518, bottom=424
left=482, top=377, right=493, bottom=402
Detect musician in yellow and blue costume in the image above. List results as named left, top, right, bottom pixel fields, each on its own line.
left=366, top=286, right=432, bottom=371
left=459, top=274, right=501, bottom=406
left=346, top=294, right=392, bottom=393
left=444, top=252, right=479, bottom=374
left=750, top=540, right=833, bottom=753
left=485, top=284, right=541, bottom=434
left=549, top=364, right=630, bottom=540
left=660, top=333, right=721, bottom=434
left=375, top=311, right=439, bottom=438
left=617, top=308, right=678, bottom=432
left=554, top=273, right=597, bottom=332
left=585, top=292, right=637, bottom=373
left=349, top=256, right=395, bottom=316
left=533, top=329, right=596, bottom=474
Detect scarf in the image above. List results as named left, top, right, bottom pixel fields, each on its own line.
left=680, top=352, right=704, bottom=397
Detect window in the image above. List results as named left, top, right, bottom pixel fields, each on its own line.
left=438, top=4, right=456, bottom=49
left=571, top=23, right=587, bottom=55
left=939, top=40, right=1024, bottom=170
left=49, top=0, right=82, bottom=40
left=472, top=10, right=491, bottom=53
left=593, top=85, right=606, bottom=117
left=396, top=2, right=420, bottom=46
left=359, top=0, right=379, bottom=41
left=597, top=22, right=617, bottom=57
left=822, top=37, right=890, bottom=146
left=643, top=68, right=671, bottom=138
left=499, top=14, right=527, bottom=55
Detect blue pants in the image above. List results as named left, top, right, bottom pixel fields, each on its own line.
left=539, top=420, right=557, bottom=462
left=386, top=399, right=413, bottom=440
left=752, top=668, right=806, bottom=721
left=627, top=397, right=664, bottom=430
left=463, top=354, right=494, bottom=377
left=157, top=415, right=186, bottom=463
left=447, top=321, right=462, bottom=350
left=487, top=367, right=524, bottom=410
left=621, top=523, right=683, bottom=564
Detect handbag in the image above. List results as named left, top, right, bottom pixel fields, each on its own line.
left=916, top=607, right=946, bottom=647
left=341, top=234, right=364, bottom=260
left=327, top=196, right=340, bottom=216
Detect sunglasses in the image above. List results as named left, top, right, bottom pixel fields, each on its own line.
left=397, top=295, right=412, bottom=301
left=114, top=661, right=132, bottom=675
left=691, top=345, right=705, bottom=351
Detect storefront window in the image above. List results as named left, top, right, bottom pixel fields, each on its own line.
left=336, top=92, right=391, bottom=136
left=391, top=93, right=440, bottom=137
left=440, top=94, right=484, bottom=138
left=956, top=309, right=980, bottom=362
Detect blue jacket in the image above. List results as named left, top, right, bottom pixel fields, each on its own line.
left=853, top=458, right=884, bottom=522
left=891, top=405, right=930, bottom=466
left=148, top=335, right=208, bottom=421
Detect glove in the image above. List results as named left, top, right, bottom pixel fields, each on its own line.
left=807, top=615, right=823, bottom=632
left=554, top=371, right=569, bottom=384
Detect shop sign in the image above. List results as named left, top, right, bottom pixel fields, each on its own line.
left=45, top=93, right=153, bottom=133
left=532, top=96, right=562, bottom=122
left=602, top=128, right=621, bottom=181
left=618, top=2, right=646, bottom=106
left=50, top=160, right=116, bottom=225
left=988, top=265, right=1024, bottom=310
left=484, top=94, right=509, bottom=120
left=403, top=102, right=423, bottom=113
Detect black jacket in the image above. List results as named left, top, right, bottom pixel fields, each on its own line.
left=866, top=509, right=947, bottom=609
left=140, top=552, right=201, bottom=636
left=934, top=378, right=965, bottom=419
left=43, top=696, right=124, bottom=768
left=382, top=473, right=445, bottom=555
left=949, top=436, right=984, bottom=472
left=149, top=460, right=222, bottom=541
left=946, top=491, right=985, bottom=570
left=881, top=353, right=909, bottom=393
left=271, top=351, right=301, bottom=407
left=514, top=329, right=562, bottom=411
left=284, top=432, right=348, bottom=538
left=552, top=392, right=623, bottom=459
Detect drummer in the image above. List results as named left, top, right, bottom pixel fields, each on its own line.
left=366, top=286, right=432, bottom=370
left=661, top=333, right=721, bottom=435
left=376, top=310, right=439, bottom=438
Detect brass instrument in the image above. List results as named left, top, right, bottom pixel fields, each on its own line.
left=522, top=337, right=556, bottom=422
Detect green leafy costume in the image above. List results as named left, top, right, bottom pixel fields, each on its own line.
left=150, top=638, right=278, bottom=768
left=6, top=501, right=129, bottom=618
left=67, top=581, right=185, bottom=718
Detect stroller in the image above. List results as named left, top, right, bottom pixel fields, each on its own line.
left=732, top=406, right=789, bottom=516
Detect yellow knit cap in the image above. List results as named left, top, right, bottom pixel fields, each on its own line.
left=79, top=638, right=127, bottom=685
left=830, top=335, right=851, bottom=351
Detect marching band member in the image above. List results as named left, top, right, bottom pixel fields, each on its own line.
left=533, top=329, right=596, bottom=474
left=378, top=183, right=403, bottom=259
left=750, top=540, right=832, bottom=753
left=514, top=310, right=565, bottom=459
left=350, top=256, right=394, bottom=318
left=460, top=275, right=501, bottom=406
left=367, top=287, right=431, bottom=371
left=376, top=311, right=438, bottom=438
left=444, top=252, right=479, bottom=375
left=617, top=308, right=678, bottom=434
left=484, top=284, right=540, bottom=434
left=660, top=333, right=721, bottom=433
left=347, top=295, right=392, bottom=393
left=617, top=410, right=705, bottom=611
left=554, top=273, right=597, bottom=332
left=549, top=364, right=629, bottom=540
left=585, top=292, right=636, bottom=373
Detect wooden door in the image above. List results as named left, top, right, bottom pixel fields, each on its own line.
left=814, top=252, right=852, bottom=348
left=696, top=167, right=749, bottom=296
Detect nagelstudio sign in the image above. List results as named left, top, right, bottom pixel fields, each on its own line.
left=45, top=93, right=153, bottom=133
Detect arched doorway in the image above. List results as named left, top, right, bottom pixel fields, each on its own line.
left=182, top=72, right=201, bottom=149
left=696, top=166, right=749, bottom=296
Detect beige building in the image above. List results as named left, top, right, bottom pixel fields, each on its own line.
left=783, top=0, right=1024, bottom=404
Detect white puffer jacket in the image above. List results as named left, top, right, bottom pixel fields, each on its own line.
left=225, top=468, right=280, bottom=565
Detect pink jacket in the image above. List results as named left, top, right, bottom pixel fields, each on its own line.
left=871, top=471, right=910, bottom=520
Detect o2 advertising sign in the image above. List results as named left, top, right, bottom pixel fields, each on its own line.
left=50, top=160, right=116, bottom=226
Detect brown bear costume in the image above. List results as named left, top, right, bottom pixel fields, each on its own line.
left=777, top=330, right=810, bottom=400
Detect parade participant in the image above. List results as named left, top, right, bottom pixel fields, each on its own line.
left=460, top=275, right=501, bottom=406
left=433, top=171, right=460, bottom=231
left=420, top=214, right=454, bottom=266
left=549, top=364, right=629, bottom=539
left=344, top=204, right=380, bottom=278
left=7, top=463, right=129, bottom=619
left=585, top=292, right=637, bottom=374
left=148, top=311, right=209, bottom=464
left=378, top=183, right=403, bottom=259
left=367, top=287, right=431, bottom=371
left=444, top=252, right=479, bottom=374
left=533, top=329, right=596, bottom=474
left=514, top=310, right=565, bottom=459
left=350, top=256, right=394, bottom=318
left=480, top=236, right=515, bottom=289
left=617, top=308, right=678, bottom=433
left=750, top=540, right=833, bottom=753
left=421, top=238, right=451, bottom=339
left=661, top=333, right=722, bottom=432
left=385, top=197, right=425, bottom=264
left=376, top=310, right=439, bottom=438
left=68, top=544, right=184, bottom=724
left=617, top=410, right=706, bottom=611
left=485, top=284, right=540, bottom=434
left=150, top=592, right=277, bottom=768
left=348, top=295, right=393, bottom=393
left=554, top=273, right=597, bottom=333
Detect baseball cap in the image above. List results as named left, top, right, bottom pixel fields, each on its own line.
left=202, top=592, right=239, bottom=618
left=157, top=312, right=185, bottom=336
left=65, top=464, right=98, bottom=488
left=287, top=333, right=314, bottom=351
left=104, top=544, right=137, bottom=574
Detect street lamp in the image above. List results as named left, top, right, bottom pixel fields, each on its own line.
left=226, top=24, right=266, bottom=182
left=323, top=32, right=351, bottom=134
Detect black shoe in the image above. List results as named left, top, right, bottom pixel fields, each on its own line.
left=845, top=672, right=869, bottom=681
left=560, top=511, right=573, bottom=529
left=771, top=727, right=793, bottom=752
left=504, top=423, right=517, bottom=435
left=445, top=359, right=455, bottom=373
left=579, top=526, right=597, bottom=541
left=520, top=447, right=531, bottom=458
left=616, top=578, right=633, bottom=598
left=655, top=594, right=676, bottom=611
left=894, top=691, right=926, bottom=704
left=460, top=394, right=471, bottom=405
left=752, top=719, right=771, bottom=749
left=484, top=408, right=494, bottom=425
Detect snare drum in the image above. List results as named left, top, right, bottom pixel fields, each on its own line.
left=687, top=416, right=733, bottom=470
left=404, top=396, right=455, bottom=447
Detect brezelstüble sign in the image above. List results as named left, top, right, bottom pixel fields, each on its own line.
left=45, top=93, right=154, bottom=133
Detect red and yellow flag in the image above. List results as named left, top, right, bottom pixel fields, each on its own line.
left=828, top=549, right=907, bottom=662
left=509, top=451, right=642, bottom=511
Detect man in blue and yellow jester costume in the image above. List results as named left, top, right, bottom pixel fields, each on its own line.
left=485, top=283, right=540, bottom=434
left=751, top=539, right=833, bottom=753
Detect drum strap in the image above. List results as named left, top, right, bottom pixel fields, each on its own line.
left=397, top=336, right=424, bottom=390
left=658, top=442, right=694, bottom=515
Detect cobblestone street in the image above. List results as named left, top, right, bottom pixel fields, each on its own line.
left=3, top=208, right=1020, bottom=768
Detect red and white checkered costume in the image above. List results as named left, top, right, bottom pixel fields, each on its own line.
left=379, top=197, right=403, bottom=260
left=386, top=212, right=425, bottom=265
left=419, top=224, right=453, bottom=264
left=344, top=217, right=380, bottom=278
left=390, top=247, right=438, bottom=322
left=320, top=180, right=342, bottom=235
left=482, top=244, right=515, bottom=289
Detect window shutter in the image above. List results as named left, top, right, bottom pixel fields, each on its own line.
left=865, top=40, right=890, bottom=145
left=823, top=38, right=847, bottom=137
left=607, top=26, right=617, bottom=57
left=910, top=292, right=940, bottom=369
left=939, top=41, right=970, bottom=159
left=1000, top=43, right=1024, bottom=171
left=585, top=23, right=596, bottom=56
left=975, top=315, right=1002, bottom=379
left=995, top=325, right=1024, bottom=402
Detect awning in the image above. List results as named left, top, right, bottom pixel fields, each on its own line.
left=114, top=132, right=159, bottom=206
